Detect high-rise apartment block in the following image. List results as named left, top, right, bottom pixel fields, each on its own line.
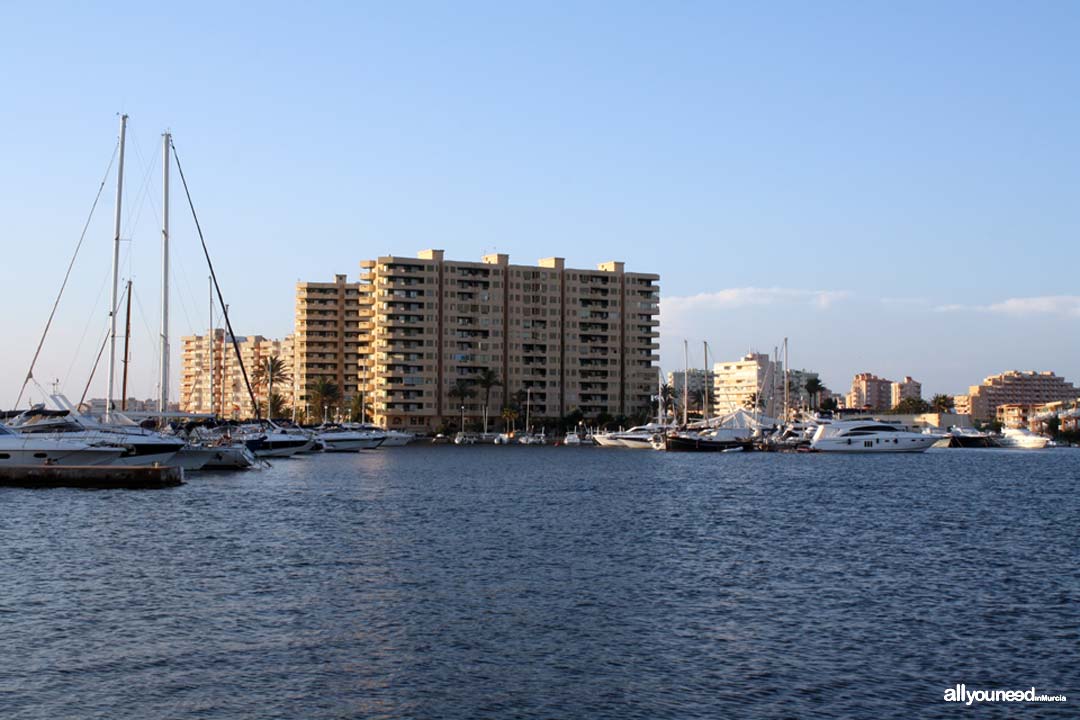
left=294, top=274, right=362, bottom=414
left=346, top=250, right=659, bottom=431
left=954, top=370, right=1080, bottom=422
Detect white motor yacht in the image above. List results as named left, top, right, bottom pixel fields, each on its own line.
left=997, top=428, right=1050, bottom=450
left=352, top=423, right=414, bottom=446
left=0, top=424, right=127, bottom=466
left=810, top=420, right=938, bottom=453
left=240, top=423, right=315, bottom=458
left=594, top=423, right=667, bottom=449
left=8, top=405, right=185, bottom=466
left=316, top=424, right=386, bottom=452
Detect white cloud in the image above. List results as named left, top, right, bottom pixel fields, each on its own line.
left=880, top=296, right=930, bottom=306
left=661, top=287, right=853, bottom=315
left=934, top=295, right=1080, bottom=318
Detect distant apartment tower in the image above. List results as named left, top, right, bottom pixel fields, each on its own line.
left=294, top=274, right=362, bottom=415
left=890, top=376, right=922, bottom=407
left=847, top=373, right=893, bottom=412
left=667, top=369, right=714, bottom=405
left=712, top=353, right=783, bottom=417
left=954, top=370, right=1080, bottom=423
left=180, top=331, right=295, bottom=416
left=355, top=250, right=660, bottom=431
left=787, top=369, right=822, bottom=408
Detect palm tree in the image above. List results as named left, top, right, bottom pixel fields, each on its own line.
left=931, top=394, right=954, bottom=413
left=267, top=393, right=286, bottom=418
left=253, top=357, right=292, bottom=418
left=307, top=378, right=340, bottom=422
left=501, top=406, right=519, bottom=433
left=349, top=392, right=374, bottom=423
left=658, top=383, right=680, bottom=421
left=448, top=379, right=477, bottom=428
left=804, top=377, right=824, bottom=410
left=476, top=368, right=503, bottom=417
left=743, top=392, right=760, bottom=411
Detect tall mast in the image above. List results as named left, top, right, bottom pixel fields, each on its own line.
left=121, top=280, right=132, bottom=410
left=682, top=339, right=689, bottom=426
left=783, top=337, right=790, bottom=422
left=208, top=276, right=214, bottom=416
left=105, top=113, right=128, bottom=422
left=703, top=341, right=709, bottom=423
left=656, top=367, right=663, bottom=425
left=158, top=132, right=171, bottom=416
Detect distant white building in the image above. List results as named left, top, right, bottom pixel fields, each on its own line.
left=667, top=369, right=714, bottom=405
left=712, top=353, right=783, bottom=417
left=787, top=369, right=822, bottom=409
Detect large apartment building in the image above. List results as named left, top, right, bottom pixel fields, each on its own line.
left=179, top=331, right=295, bottom=416
left=712, top=353, right=783, bottom=417
left=294, top=274, right=362, bottom=415
left=353, top=250, right=660, bottom=432
left=847, top=372, right=892, bottom=411
left=955, top=370, right=1080, bottom=423
left=890, top=376, right=922, bottom=407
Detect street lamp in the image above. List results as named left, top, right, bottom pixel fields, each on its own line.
left=460, top=404, right=465, bottom=432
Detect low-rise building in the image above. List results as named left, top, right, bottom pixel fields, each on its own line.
left=954, top=370, right=1080, bottom=423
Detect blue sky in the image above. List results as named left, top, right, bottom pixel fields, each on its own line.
left=2, top=1, right=1078, bottom=407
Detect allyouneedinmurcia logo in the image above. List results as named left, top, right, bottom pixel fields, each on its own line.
left=944, top=684, right=1067, bottom=705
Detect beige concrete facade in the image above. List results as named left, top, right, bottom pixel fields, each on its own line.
left=847, top=373, right=893, bottom=412
left=712, top=353, right=782, bottom=417
left=355, top=251, right=660, bottom=431
left=180, top=331, right=295, bottom=417
left=295, top=274, right=362, bottom=417
left=890, top=376, right=922, bottom=407
left=955, top=370, right=1080, bottom=423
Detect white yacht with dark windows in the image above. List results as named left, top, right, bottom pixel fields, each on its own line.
left=810, top=420, right=938, bottom=453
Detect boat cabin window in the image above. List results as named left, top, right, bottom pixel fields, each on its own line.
left=848, top=424, right=902, bottom=433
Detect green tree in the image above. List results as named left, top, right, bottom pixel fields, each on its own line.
left=252, top=356, right=292, bottom=418
left=349, top=392, right=373, bottom=423
left=501, top=406, right=519, bottom=432
left=476, top=368, right=503, bottom=416
left=819, top=397, right=839, bottom=412
left=931, top=394, right=954, bottom=413
left=561, top=407, right=584, bottom=433
left=1045, top=417, right=1061, bottom=438
left=448, top=379, right=477, bottom=428
left=307, top=378, right=341, bottom=422
left=804, top=377, right=824, bottom=410
left=742, top=392, right=760, bottom=411
left=889, top=397, right=932, bottom=414
left=267, top=393, right=286, bottom=418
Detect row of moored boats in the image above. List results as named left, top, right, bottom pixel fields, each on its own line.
left=589, top=412, right=1055, bottom=453
left=0, top=395, right=414, bottom=471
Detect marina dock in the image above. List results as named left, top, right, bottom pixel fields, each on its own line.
left=0, top=465, right=184, bottom=490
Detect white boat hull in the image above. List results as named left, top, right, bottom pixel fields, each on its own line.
left=323, top=437, right=384, bottom=452
left=812, top=437, right=938, bottom=453
left=0, top=442, right=126, bottom=467
left=202, top=446, right=257, bottom=469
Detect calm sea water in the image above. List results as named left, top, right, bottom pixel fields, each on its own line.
left=1, top=447, right=1077, bottom=719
